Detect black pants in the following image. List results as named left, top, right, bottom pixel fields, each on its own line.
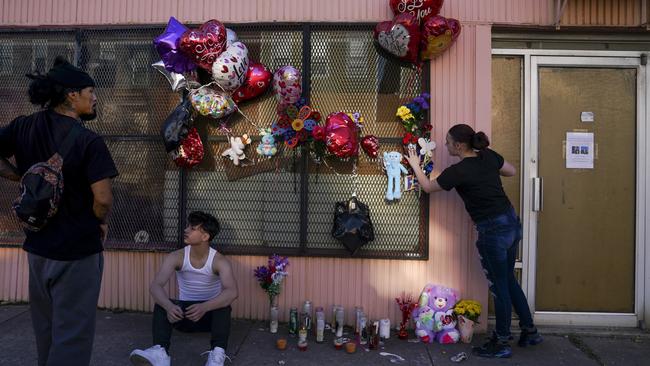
left=153, top=299, right=231, bottom=352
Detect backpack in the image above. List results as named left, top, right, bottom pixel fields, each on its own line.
left=331, top=196, right=375, bottom=255
left=12, top=124, right=81, bottom=231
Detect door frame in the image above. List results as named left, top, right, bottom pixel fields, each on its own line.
left=492, top=49, right=649, bottom=327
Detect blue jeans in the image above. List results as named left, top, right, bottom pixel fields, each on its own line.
left=475, top=206, right=534, bottom=339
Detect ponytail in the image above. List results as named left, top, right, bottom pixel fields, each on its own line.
left=26, top=73, right=68, bottom=108
left=471, top=131, right=490, bottom=150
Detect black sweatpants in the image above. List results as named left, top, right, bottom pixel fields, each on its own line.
left=28, top=252, right=104, bottom=366
left=153, top=299, right=231, bottom=352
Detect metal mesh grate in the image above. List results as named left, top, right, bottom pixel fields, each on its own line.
left=0, top=24, right=427, bottom=259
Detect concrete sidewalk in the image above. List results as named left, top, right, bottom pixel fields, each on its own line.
left=1, top=304, right=649, bottom=366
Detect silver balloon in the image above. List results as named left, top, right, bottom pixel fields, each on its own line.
left=152, top=61, right=187, bottom=92
left=226, top=28, right=238, bottom=47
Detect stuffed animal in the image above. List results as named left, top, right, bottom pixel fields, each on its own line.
left=256, top=129, right=277, bottom=157
left=412, top=284, right=460, bottom=344
left=222, top=134, right=250, bottom=166
left=383, top=151, right=408, bottom=201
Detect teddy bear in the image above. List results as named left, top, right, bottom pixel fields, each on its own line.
left=222, top=134, right=250, bottom=166
left=256, top=129, right=277, bottom=157
left=383, top=151, right=408, bottom=201
left=412, top=284, right=460, bottom=344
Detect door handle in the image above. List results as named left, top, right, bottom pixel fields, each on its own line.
left=532, top=177, right=543, bottom=212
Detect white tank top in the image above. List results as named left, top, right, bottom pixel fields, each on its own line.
left=177, top=246, right=222, bottom=301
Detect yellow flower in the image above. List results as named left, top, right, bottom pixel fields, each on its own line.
left=396, top=106, right=411, bottom=118
left=401, top=113, right=415, bottom=122
left=292, top=119, right=304, bottom=131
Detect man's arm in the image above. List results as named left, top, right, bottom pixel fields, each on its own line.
left=186, top=254, right=239, bottom=322
left=0, top=157, right=20, bottom=182
left=90, top=178, right=113, bottom=242
left=150, top=250, right=184, bottom=322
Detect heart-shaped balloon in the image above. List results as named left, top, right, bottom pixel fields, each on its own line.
left=389, top=0, right=443, bottom=25
left=325, top=112, right=359, bottom=159
left=189, top=87, right=237, bottom=119
left=232, top=61, right=272, bottom=103
left=272, top=66, right=302, bottom=107
left=153, top=17, right=197, bottom=73
left=211, top=42, right=249, bottom=91
left=161, top=98, right=192, bottom=153
left=179, top=19, right=227, bottom=71
left=420, top=15, right=461, bottom=60
left=171, top=127, right=204, bottom=168
left=360, top=135, right=380, bottom=159
left=374, top=13, right=421, bottom=64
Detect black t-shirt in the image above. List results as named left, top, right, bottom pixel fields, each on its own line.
left=0, top=110, right=118, bottom=260
left=436, top=149, right=512, bottom=222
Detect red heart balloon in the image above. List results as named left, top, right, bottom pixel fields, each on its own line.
left=232, top=61, right=272, bottom=104
left=360, top=135, right=380, bottom=159
left=325, top=112, right=359, bottom=159
left=420, top=15, right=461, bottom=61
left=374, top=13, right=421, bottom=64
left=178, top=19, right=227, bottom=71
left=172, top=127, right=204, bottom=168
left=389, top=0, right=443, bottom=25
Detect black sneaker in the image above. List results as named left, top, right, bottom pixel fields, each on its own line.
left=472, top=336, right=512, bottom=358
left=518, top=327, right=543, bottom=347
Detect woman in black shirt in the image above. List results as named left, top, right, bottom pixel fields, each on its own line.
left=406, top=124, right=542, bottom=358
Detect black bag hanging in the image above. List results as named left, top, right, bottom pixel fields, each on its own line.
left=161, top=97, right=192, bottom=153
left=331, top=196, right=375, bottom=255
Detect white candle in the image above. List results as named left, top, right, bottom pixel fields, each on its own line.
left=379, top=318, right=391, bottom=339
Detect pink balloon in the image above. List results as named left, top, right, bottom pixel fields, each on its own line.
left=272, top=66, right=302, bottom=107
left=325, top=112, right=359, bottom=159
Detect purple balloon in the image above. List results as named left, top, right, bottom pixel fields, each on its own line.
left=154, top=17, right=196, bottom=74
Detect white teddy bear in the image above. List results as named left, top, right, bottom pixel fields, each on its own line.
left=222, top=134, right=250, bottom=166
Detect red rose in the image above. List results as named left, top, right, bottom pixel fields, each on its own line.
left=312, top=126, right=325, bottom=141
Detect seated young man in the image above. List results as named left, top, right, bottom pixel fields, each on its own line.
left=130, top=211, right=238, bottom=366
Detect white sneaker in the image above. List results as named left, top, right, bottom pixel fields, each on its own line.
left=129, top=345, right=171, bottom=366
left=202, top=346, right=230, bottom=366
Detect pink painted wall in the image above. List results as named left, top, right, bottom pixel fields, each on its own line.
left=0, top=0, right=643, bottom=329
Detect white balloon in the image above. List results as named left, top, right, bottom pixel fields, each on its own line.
left=211, top=42, right=249, bottom=92
left=226, top=28, right=238, bottom=47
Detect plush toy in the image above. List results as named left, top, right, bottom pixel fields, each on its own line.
left=256, top=129, right=277, bottom=157
left=222, top=134, right=250, bottom=166
left=412, top=284, right=460, bottom=344
left=383, top=151, right=408, bottom=201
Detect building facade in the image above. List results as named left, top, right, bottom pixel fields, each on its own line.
left=1, top=0, right=649, bottom=330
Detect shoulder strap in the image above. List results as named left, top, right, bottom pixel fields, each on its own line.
left=57, top=123, right=82, bottom=159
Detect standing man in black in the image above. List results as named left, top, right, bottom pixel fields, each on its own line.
left=0, top=56, right=119, bottom=366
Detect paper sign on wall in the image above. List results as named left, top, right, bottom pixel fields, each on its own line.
left=580, top=111, right=594, bottom=123
left=566, top=132, right=594, bottom=169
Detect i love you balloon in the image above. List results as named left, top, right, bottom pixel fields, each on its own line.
left=389, top=0, right=444, bottom=25
left=179, top=19, right=227, bottom=71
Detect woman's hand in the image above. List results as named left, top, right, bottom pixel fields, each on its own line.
left=406, top=147, right=421, bottom=169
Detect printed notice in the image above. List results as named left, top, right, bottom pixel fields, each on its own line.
left=566, top=132, right=594, bottom=169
